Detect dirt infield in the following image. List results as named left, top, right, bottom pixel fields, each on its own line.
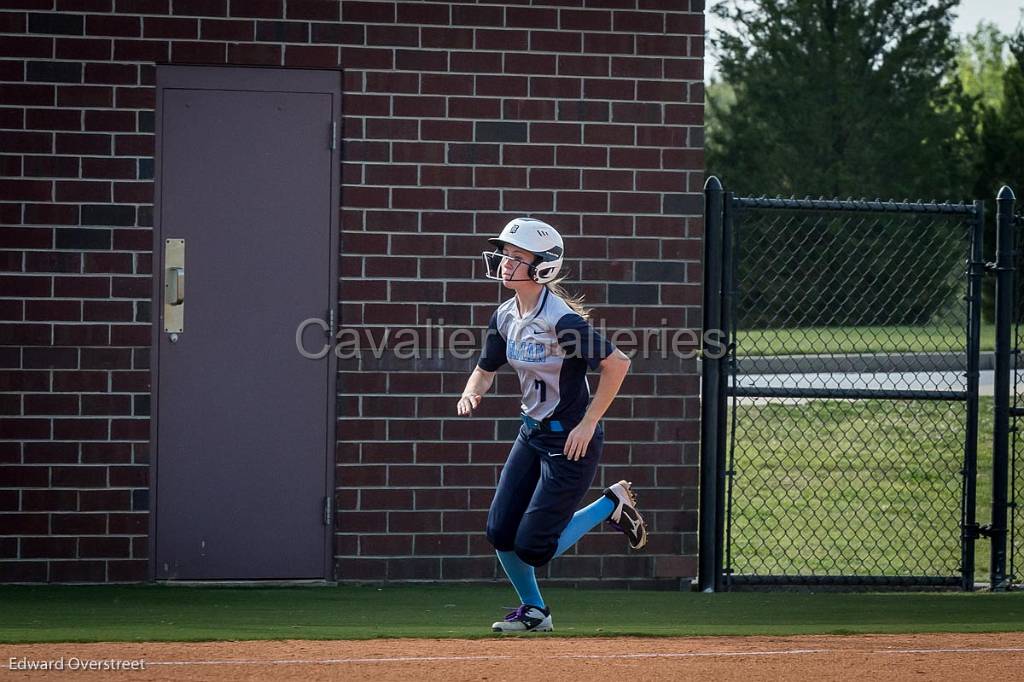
left=3, top=633, right=1023, bottom=681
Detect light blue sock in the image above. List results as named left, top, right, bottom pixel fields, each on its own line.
left=496, top=550, right=545, bottom=609
left=553, top=495, right=615, bottom=559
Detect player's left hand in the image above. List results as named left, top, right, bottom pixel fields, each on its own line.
left=564, top=420, right=597, bottom=461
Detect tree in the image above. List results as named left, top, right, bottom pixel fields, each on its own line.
left=966, top=29, right=1024, bottom=320
left=707, top=0, right=968, bottom=201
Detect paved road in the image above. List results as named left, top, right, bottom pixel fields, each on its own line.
left=730, top=369, right=1024, bottom=401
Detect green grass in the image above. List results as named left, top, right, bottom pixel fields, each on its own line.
left=735, top=324, right=996, bottom=356
left=727, top=396, right=1009, bottom=583
left=0, top=584, right=1022, bottom=643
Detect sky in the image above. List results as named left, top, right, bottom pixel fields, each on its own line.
left=704, top=0, right=1024, bottom=80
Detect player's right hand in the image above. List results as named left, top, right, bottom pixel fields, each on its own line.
left=457, top=393, right=481, bottom=416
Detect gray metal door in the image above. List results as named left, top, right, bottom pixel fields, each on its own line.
left=149, top=66, right=339, bottom=580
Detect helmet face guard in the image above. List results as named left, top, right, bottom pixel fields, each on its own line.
left=482, top=250, right=536, bottom=282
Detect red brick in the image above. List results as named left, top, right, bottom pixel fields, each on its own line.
left=107, top=511, right=146, bottom=533
left=142, top=16, right=198, bottom=39
left=441, top=510, right=487, bottom=532
left=415, top=535, right=467, bottom=556
left=79, top=489, right=129, bottom=511
left=364, top=165, right=417, bottom=187
left=472, top=28, right=524, bottom=52
left=420, top=26, right=471, bottom=49
left=0, top=561, right=48, bottom=581
left=420, top=73, right=472, bottom=96
left=50, top=559, right=106, bottom=582
left=231, top=0, right=282, bottom=19
left=531, top=30, right=582, bottom=52
left=664, top=103, right=702, bottom=125
left=611, top=192, right=664, bottom=219
left=501, top=99, right=555, bottom=121
left=52, top=37, right=110, bottom=61
left=474, top=166, right=527, bottom=188
left=503, top=190, right=553, bottom=212
left=559, top=55, right=609, bottom=77
left=638, top=34, right=691, bottom=57
left=387, top=465, right=441, bottom=487
left=504, top=52, right=555, bottom=75
left=396, top=49, right=447, bottom=71
left=445, top=142, right=499, bottom=164
left=0, top=131, right=51, bottom=154
left=420, top=120, right=472, bottom=142
left=664, top=58, right=702, bottom=80
left=23, top=443, right=79, bottom=465
left=360, top=488, right=412, bottom=510
left=394, top=1, right=447, bottom=23
left=610, top=146, right=660, bottom=169
left=448, top=97, right=500, bottom=119
left=557, top=145, right=608, bottom=167
left=108, top=559, right=147, bottom=581
left=393, top=95, right=445, bottom=118
left=614, top=10, right=664, bottom=32
left=557, top=191, right=608, bottom=213
left=57, top=85, right=113, bottom=108
left=284, top=44, right=339, bottom=67
left=530, top=122, right=580, bottom=144
left=173, top=0, right=226, bottom=16
left=343, top=1, right=396, bottom=22
left=287, top=0, right=339, bottom=20
left=451, top=4, right=501, bottom=25
left=583, top=169, right=632, bottom=191
left=507, top=6, right=557, bottom=28
left=0, top=36, right=53, bottom=58
left=563, top=9, right=612, bottom=30
left=450, top=50, right=501, bottom=73
left=584, top=32, right=634, bottom=55
left=228, top=42, right=280, bottom=64
left=340, top=46, right=392, bottom=68
left=21, top=537, right=78, bottom=559
left=666, top=12, right=702, bottom=34
left=476, top=74, right=527, bottom=97
left=113, top=39, right=168, bottom=61
left=448, top=189, right=499, bottom=210
left=0, top=180, right=51, bottom=202
left=503, top=144, right=554, bottom=166
left=1, top=84, right=55, bottom=106
left=366, top=24, right=418, bottom=47
left=78, top=532, right=131, bottom=557
left=529, top=76, right=581, bottom=99
left=392, top=188, right=444, bottom=210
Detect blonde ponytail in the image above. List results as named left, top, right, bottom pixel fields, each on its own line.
left=546, top=272, right=592, bottom=320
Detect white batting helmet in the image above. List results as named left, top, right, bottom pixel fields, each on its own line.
left=482, top=217, right=565, bottom=285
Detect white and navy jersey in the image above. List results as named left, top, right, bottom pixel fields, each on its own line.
left=477, top=288, right=616, bottom=424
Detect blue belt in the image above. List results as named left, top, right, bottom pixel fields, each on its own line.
left=521, top=413, right=564, bottom=433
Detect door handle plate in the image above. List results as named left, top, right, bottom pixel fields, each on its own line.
left=164, top=238, right=185, bottom=334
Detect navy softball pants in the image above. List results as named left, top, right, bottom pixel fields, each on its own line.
left=485, top=423, right=605, bottom=567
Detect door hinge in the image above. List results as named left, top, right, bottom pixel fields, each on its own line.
left=323, top=495, right=333, bottom=526
left=327, top=306, right=335, bottom=338
left=330, top=120, right=337, bottom=150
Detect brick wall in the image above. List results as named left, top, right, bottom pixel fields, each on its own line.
left=0, top=0, right=704, bottom=585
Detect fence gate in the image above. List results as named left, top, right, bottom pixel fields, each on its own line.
left=699, top=178, right=985, bottom=590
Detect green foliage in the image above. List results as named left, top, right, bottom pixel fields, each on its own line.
left=956, top=22, right=1010, bottom=118
left=707, top=0, right=969, bottom=200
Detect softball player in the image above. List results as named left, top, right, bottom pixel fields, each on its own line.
left=457, top=217, right=647, bottom=633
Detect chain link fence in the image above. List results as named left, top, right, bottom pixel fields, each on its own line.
left=700, top=186, right=984, bottom=589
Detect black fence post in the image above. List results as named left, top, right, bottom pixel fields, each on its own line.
left=992, top=185, right=1016, bottom=591
left=699, top=176, right=725, bottom=592
left=962, top=199, right=984, bottom=592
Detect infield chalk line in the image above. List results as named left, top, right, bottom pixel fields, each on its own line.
left=142, top=646, right=1024, bottom=667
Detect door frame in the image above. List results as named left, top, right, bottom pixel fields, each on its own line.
left=147, top=64, right=341, bottom=582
